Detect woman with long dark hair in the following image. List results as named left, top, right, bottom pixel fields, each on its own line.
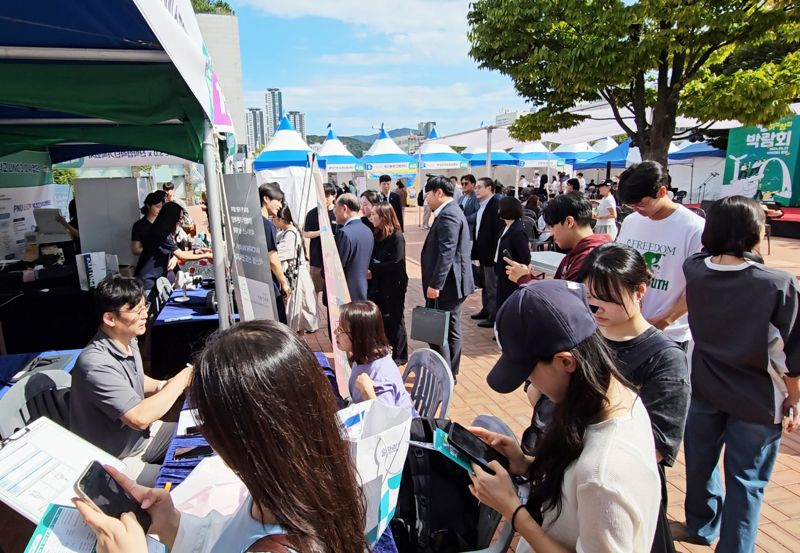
left=468, top=280, right=661, bottom=552
left=367, top=202, right=408, bottom=363
left=335, top=300, right=414, bottom=413
left=359, top=190, right=378, bottom=231
left=74, top=320, right=367, bottom=553
left=682, top=196, right=799, bottom=551
left=131, top=191, right=166, bottom=256
left=576, top=243, right=690, bottom=553
left=134, top=202, right=212, bottom=292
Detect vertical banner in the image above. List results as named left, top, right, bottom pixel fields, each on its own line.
left=312, top=157, right=352, bottom=399
left=222, top=174, right=276, bottom=321
left=723, top=115, right=800, bottom=207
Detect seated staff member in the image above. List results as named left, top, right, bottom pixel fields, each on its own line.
left=74, top=320, right=367, bottom=553
left=468, top=280, right=660, bottom=553
left=134, top=202, right=212, bottom=293
left=335, top=300, right=415, bottom=414
left=131, top=191, right=166, bottom=256
left=69, top=275, right=193, bottom=486
left=576, top=243, right=690, bottom=553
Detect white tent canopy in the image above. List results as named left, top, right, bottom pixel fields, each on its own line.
left=592, top=137, right=618, bottom=153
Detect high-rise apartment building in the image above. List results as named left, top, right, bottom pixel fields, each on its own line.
left=246, top=108, right=265, bottom=154
left=287, top=111, right=306, bottom=141
left=264, top=88, right=283, bottom=141
left=418, top=121, right=436, bottom=138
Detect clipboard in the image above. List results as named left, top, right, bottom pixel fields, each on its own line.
left=0, top=417, right=124, bottom=523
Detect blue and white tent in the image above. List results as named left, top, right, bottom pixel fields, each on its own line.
left=552, top=142, right=598, bottom=163
left=318, top=127, right=364, bottom=173
left=574, top=139, right=640, bottom=170
left=461, top=145, right=519, bottom=167
left=669, top=141, right=725, bottom=160
left=254, top=117, right=320, bottom=170
left=417, top=126, right=468, bottom=169
left=591, top=137, right=619, bottom=154
left=510, top=141, right=555, bottom=168
left=254, top=117, right=322, bottom=219
left=361, top=126, right=417, bottom=172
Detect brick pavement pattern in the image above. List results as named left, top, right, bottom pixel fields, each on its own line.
left=302, top=206, right=800, bottom=552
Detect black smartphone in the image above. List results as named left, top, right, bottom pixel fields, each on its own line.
left=501, top=249, right=513, bottom=261
left=447, top=422, right=510, bottom=474
left=174, top=445, right=214, bottom=460
left=181, top=425, right=202, bottom=436
left=74, top=462, right=151, bottom=531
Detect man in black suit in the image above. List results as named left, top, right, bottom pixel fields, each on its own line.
left=378, top=174, right=404, bottom=230
left=334, top=193, right=374, bottom=301
left=471, top=177, right=504, bottom=328
left=420, top=175, right=475, bottom=379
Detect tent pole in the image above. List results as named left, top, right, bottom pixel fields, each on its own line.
left=690, top=161, right=695, bottom=203
left=486, top=126, right=493, bottom=180
left=202, top=120, right=232, bottom=330
left=514, top=162, right=520, bottom=199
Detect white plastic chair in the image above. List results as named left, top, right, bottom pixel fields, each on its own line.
left=0, top=370, right=71, bottom=439
left=402, top=348, right=454, bottom=418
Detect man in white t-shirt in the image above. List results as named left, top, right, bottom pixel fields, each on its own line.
left=576, top=172, right=586, bottom=192
left=616, top=161, right=704, bottom=345
left=593, top=180, right=618, bottom=239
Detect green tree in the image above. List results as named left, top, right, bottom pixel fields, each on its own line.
left=52, top=168, right=78, bottom=185
left=468, top=1, right=800, bottom=168
left=190, top=0, right=234, bottom=15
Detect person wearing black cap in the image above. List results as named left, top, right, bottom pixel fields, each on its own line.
left=468, top=280, right=660, bottom=553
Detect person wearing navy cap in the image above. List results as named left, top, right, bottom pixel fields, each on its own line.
left=468, top=280, right=661, bottom=553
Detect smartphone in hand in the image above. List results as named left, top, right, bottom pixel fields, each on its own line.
left=447, top=422, right=510, bottom=474
left=74, top=461, right=151, bottom=531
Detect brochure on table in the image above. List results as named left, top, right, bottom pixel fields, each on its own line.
left=0, top=417, right=124, bottom=523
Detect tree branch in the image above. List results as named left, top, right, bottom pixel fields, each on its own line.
left=601, top=88, right=636, bottom=137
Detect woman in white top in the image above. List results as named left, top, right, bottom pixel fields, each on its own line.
left=593, top=180, right=618, bottom=239
left=73, top=321, right=366, bottom=553
left=274, top=205, right=318, bottom=333
left=471, top=280, right=660, bottom=553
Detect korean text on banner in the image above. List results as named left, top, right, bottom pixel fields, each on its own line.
left=338, top=400, right=412, bottom=547
left=312, top=159, right=352, bottom=399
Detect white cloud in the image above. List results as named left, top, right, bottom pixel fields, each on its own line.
left=244, top=74, right=528, bottom=135
left=239, top=0, right=471, bottom=64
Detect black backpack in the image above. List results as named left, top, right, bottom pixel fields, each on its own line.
left=391, top=418, right=496, bottom=553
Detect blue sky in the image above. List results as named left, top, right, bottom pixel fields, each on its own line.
left=234, top=0, right=530, bottom=137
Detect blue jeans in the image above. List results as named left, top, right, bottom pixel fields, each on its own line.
left=683, top=398, right=781, bottom=552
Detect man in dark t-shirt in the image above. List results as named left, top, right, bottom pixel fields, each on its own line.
left=259, top=182, right=289, bottom=324
left=303, top=182, right=337, bottom=295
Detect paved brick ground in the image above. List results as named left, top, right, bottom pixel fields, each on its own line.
left=303, top=206, right=800, bottom=552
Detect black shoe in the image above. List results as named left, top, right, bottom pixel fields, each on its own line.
left=470, top=311, right=489, bottom=320
left=477, top=319, right=495, bottom=328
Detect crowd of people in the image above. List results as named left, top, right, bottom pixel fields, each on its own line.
left=59, top=161, right=798, bottom=553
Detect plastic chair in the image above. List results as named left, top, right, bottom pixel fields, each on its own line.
left=402, top=348, right=454, bottom=418
left=521, top=216, right=538, bottom=249
left=0, top=370, right=71, bottom=439
left=464, top=415, right=520, bottom=553
left=688, top=207, right=706, bottom=219
left=153, top=276, right=174, bottom=313
left=673, top=190, right=687, bottom=204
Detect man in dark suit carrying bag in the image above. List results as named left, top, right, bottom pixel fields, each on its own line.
left=420, top=176, right=475, bottom=379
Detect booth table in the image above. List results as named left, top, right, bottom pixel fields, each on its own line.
left=149, top=287, right=237, bottom=379
left=530, top=251, right=566, bottom=276
left=0, top=349, right=81, bottom=399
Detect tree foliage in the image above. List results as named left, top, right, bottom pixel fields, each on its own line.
left=468, top=0, right=800, bottom=167
left=190, top=0, right=234, bottom=15
left=52, top=168, right=78, bottom=185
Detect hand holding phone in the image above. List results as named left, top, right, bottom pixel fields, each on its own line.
left=74, top=461, right=151, bottom=531
left=447, top=422, right=510, bottom=474
left=501, top=249, right=513, bottom=261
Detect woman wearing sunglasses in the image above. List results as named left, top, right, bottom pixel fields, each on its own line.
left=575, top=242, right=690, bottom=553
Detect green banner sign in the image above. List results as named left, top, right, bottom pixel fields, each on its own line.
left=723, top=115, right=799, bottom=207
left=0, top=150, right=52, bottom=187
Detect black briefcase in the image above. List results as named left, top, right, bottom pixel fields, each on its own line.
left=410, top=304, right=450, bottom=346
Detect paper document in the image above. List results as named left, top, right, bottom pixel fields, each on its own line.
left=176, top=409, right=201, bottom=436
left=0, top=418, right=124, bottom=522
left=24, top=504, right=166, bottom=553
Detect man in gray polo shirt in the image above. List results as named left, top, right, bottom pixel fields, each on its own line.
left=70, top=275, right=193, bottom=485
